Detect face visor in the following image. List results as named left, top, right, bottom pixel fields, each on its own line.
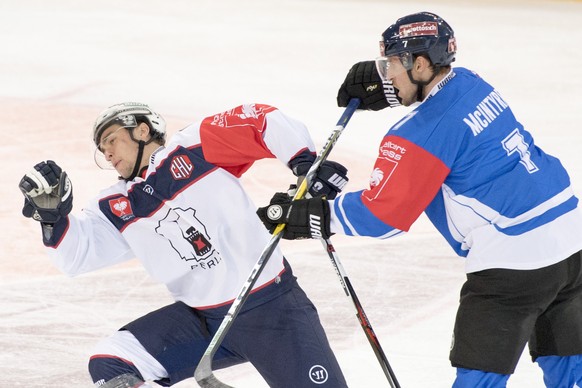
left=93, top=115, right=138, bottom=170
left=375, top=51, right=415, bottom=83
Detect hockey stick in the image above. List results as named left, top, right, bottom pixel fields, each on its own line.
left=318, top=237, right=401, bottom=388
left=193, top=98, right=360, bottom=388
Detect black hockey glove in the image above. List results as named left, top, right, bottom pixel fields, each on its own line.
left=289, top=153, right=348, bottom=199
left=256, top=193, right=332, bottom=240
left=19, top=160, right=73, bottom=224
left=337, top=60, right=402, bottom=111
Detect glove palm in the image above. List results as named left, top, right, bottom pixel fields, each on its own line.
left=20, top=160, right=73, bottom=224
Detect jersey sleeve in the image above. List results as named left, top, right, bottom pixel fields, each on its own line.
left=44, top=201, right=134, bottom=276
left=199, top=103, right=315, bottom=177
left=332, top=134, right=450, bottom=237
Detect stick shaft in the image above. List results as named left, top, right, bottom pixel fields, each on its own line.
left=194, top=99, right=360, bottom=387
left=322, top=238, right=400, bottom=387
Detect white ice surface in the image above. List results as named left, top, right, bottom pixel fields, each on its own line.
left=1, top=0, right=581, bottom=386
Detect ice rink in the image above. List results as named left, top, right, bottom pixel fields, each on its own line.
left=1, top=0, right=582, bottom=386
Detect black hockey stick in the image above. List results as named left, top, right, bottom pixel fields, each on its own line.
left=318, top=237, right=400, bottom=387
left=193, top=98, right=360, bottom=388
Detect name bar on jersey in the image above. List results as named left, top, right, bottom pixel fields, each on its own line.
left=463, top=90, right=509, bottom=136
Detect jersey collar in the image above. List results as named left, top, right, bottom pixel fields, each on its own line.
left=423, top=69, right=456, bottom=102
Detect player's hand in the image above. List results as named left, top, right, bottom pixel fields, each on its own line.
left=337, top=60, right=402, bottom=110
left=19, top=160, right=73, bottom=223
left=256, top=194, right=331, bottom=240
left=289, top=155, right=349, bottom=199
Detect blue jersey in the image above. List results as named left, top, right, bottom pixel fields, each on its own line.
left=331, top=67, right=582, bottom=272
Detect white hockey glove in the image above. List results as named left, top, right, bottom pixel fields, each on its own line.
left=19, top=160, right=73, bottom=224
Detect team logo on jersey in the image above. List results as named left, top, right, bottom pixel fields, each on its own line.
left=309, top=365, right=329, bottom=384
left=155, top=207, right=223, bottom=270
left=170, top=155, right=194, bottom=180
left=364, top=138, right=406, bottom=201
left=109, top=197, right=134, bottom=221
left=209, top=103, right=272, bottom=132
left=370, top=168, right=384, bottom=188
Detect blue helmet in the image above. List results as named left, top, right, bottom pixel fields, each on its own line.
left=380, top=12, right=456, bottom=69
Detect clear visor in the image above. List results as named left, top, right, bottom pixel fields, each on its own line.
left=93, top=126, right=128, bottom=170
left=375, top=52, right=414, bottom=82
left=375, top=56, right=390, bottom=83
left=93, top=147, right=114, bottom=170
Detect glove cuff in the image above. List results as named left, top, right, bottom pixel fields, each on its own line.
left=383, top=81, right=402, bottom=108
left=306, top=198, right=332, bottom=239
left=289, top=150, right=316, bottom=177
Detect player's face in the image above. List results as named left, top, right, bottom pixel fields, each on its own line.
left=98, top=124, right=140, bottom=179
left=376, top=55, right=417, bottom=106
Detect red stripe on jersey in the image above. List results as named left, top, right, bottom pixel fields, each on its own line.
left=196, top=265, right=288, bottom=310
left=200, top=104, right=277, bottom=177
left=89, top=354, right=135, bottom=365
left=362, top=135, right=450, bottom=231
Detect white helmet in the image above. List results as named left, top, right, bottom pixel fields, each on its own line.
left=93, top=102, right=166, bottom=147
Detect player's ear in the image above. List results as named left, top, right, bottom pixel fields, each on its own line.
left=414, top=56, right=428, bottom=72
left=136, top=122, right=151, bottom=141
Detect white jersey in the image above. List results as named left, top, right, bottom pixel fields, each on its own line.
left=44, top=104, right=315, bottom=309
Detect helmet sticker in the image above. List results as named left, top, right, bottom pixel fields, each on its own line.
left=117, top=114, right=138, bottom=128
left=448, top=37, right=457, bottom=54
left=399, top=22, right=438, bottom=37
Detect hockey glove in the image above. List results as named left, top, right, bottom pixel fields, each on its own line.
left=289, top=152, right=348, bottom=199
left=337, top=60, right=402, bottom=111
left=19, top=160, right=73, bottom=224
left=256, top=193, right=332, bottom=240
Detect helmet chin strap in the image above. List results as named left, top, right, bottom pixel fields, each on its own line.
left=406, top=66, right=441, bottom=102
left=123, top=127, right=155, bottom=181
left=126, top=140, right=146, bottom=181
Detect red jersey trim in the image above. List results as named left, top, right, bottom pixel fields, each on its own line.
left=200, top=104, right=277, bottom=177
left=362, top=134, right=450, bottom=231
left=195, top=266, right=287, bottom=310
left=89, top=354, right=135, bottom=365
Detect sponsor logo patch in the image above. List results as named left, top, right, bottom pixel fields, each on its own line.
left=448, top=37, right=457, bottom=54
left=399, top=21, right=438, bottom=37
left=379, top=140, right=406, bottom=161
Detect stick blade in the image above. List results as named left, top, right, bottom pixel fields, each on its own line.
left=195, top=358, right=234, bottom=388
left=195, top=373, right=235, bottom=388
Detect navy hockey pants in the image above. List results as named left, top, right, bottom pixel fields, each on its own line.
left=113, top=281, right=347, bottom=387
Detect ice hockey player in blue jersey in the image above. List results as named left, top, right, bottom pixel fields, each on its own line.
left=258, top=12, right=582, bottom=388
left=18, top=102, right=350, bottom=387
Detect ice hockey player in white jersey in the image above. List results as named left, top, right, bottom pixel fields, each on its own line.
left=258, top=12, right=582, bottom=388
left=19, top=102, right=350, bottom=387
